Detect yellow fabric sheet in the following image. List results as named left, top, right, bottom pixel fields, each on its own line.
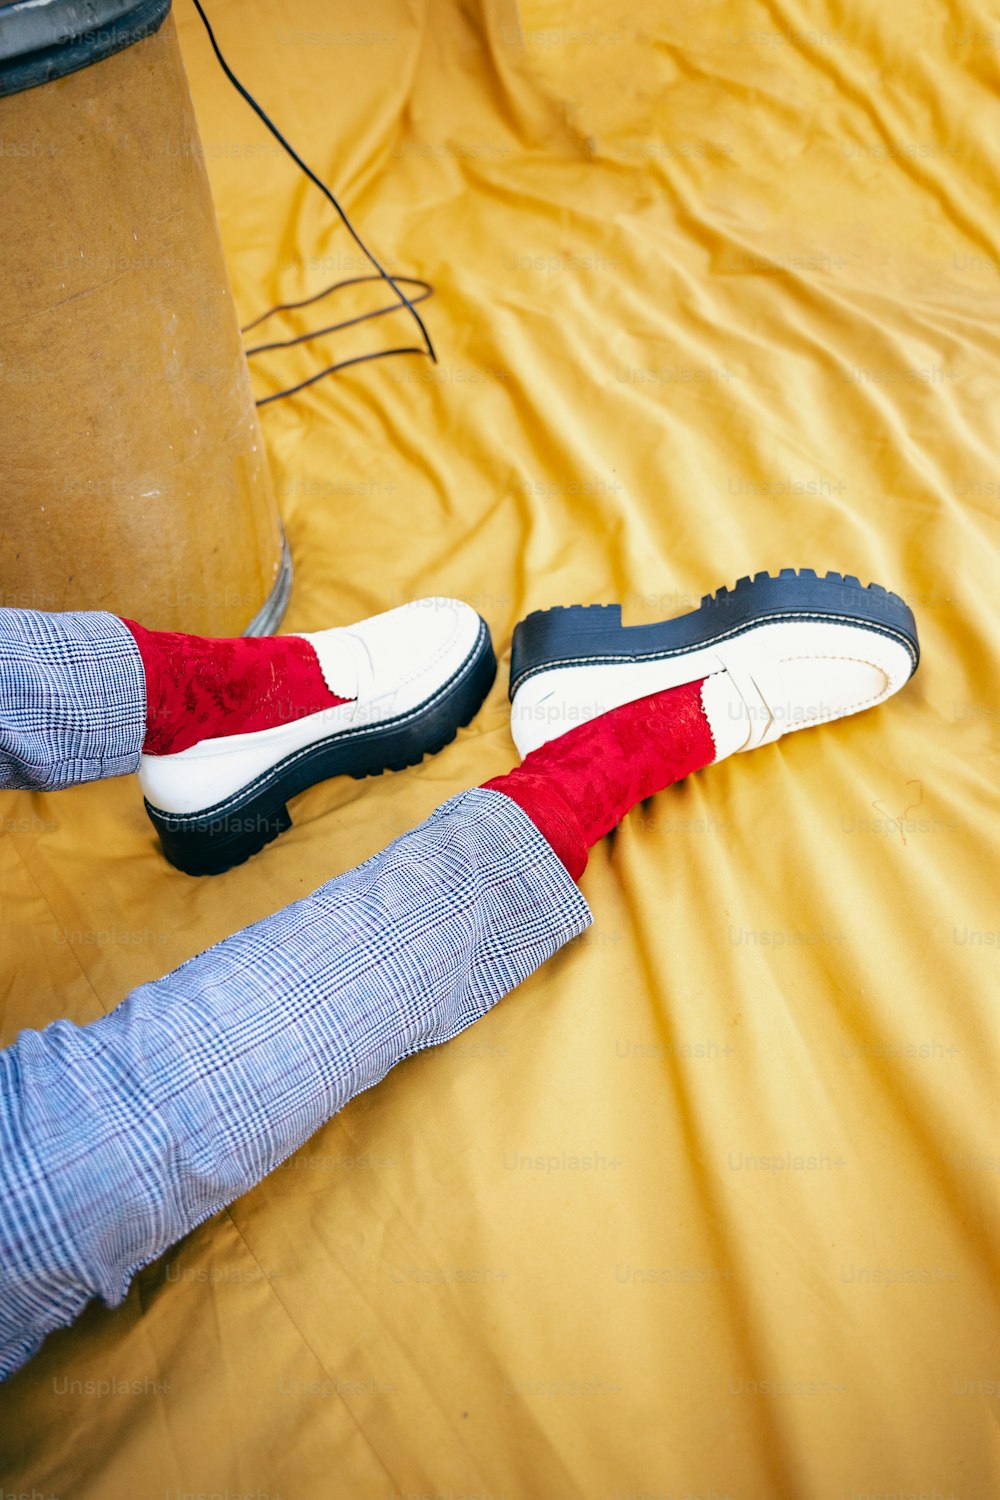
left=2, top=0, right=999, bottom=1493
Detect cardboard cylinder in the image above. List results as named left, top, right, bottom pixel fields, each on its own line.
left=0, top=1, right=290, bottom=634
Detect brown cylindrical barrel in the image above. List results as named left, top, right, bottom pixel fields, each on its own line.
left=0, top=0, right=290, bottom=634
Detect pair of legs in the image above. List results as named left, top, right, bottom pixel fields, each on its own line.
left=0, top=577, right=919, bottom=1379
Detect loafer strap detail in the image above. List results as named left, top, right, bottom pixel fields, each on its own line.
left=712, top=638, right=786, bottom=751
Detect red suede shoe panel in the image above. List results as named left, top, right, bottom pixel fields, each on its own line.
left=484, top=678, right=715, bottom=880
left=123, top=621, right=352, bottom=755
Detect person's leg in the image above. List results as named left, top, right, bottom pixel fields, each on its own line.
left=0, top=570, right=922, bottom=1380
left=0, top=786, right=592, bottom=1380
left=0, top=670, right=757, bottom=1381
left=484, top=678, right=716, bottom=879
left=0, top=600, right=495, bottom=870
left=0, top=608, right=146, bottom=792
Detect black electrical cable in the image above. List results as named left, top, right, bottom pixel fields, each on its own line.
left=243, top=276, right=433, bottom=355
left=190, top=0, right=437, bottom=406
left=240, top=274, right=432, bottom=337
left=255, top=345, right=430, bottom=407
left=245, top=275, right=435, bottom=406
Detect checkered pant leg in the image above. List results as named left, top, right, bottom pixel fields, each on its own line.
left=0, top=787, right=592, bottom=1380
left=0, top=608, right=146, bottom=791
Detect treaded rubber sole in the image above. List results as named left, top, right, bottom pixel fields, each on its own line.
left=145, top=618, right=496, bottom=876
left=509, top=568, right=919, bottom=699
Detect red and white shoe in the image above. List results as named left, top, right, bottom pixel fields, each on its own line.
left=508, top=569, right=919, bottom=759
left=139, top=599, right=494, bottom=875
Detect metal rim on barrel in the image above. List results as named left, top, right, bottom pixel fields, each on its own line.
left=0, top=0, right=173, bottom=98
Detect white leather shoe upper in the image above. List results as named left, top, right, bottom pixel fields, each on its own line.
left=510, top=619, right=915, bottom=761
left=139, top=598, right=483, bottom=815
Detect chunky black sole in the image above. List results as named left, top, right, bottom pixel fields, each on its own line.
left=146, top=618, right=496, bottom=876
left=509, top=568, right=919, bottom=698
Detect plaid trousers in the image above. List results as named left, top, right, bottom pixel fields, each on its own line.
left=0, top=608, right=592, bottom=1380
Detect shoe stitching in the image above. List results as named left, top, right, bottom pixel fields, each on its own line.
left=510, top=610, right=918, bottom=695
left=773, top=651, right=903, bottom=723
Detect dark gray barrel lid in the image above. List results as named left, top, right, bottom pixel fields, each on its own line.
left=0, top=0, right=172, bottom=97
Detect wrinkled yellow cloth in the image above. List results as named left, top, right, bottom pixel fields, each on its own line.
left=2, top=0, right=998, bottom=1495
